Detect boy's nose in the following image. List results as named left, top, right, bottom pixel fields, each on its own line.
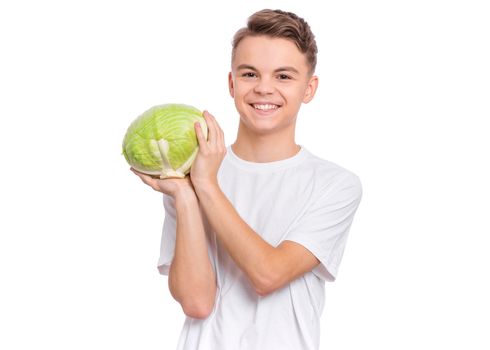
left=253, top=78, right=275, bottom=95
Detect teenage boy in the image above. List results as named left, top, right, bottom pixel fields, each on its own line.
left=132, top=9, right=362, bottom=350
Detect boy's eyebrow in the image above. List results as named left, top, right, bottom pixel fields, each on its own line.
left=274, top=66, right=300, bottom=74
left=236, top=64, right=299, bottom=74
left=236, top=64, right=258, bottom=71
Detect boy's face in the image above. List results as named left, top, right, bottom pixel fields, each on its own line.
left=229, top=35, right=318, bottom=136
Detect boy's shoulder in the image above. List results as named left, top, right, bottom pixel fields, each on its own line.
left=301, top=148, right=362, bottom=192
left=302, top=148, right=360, bottom=178
left=220, top=145, right=361, bottom=192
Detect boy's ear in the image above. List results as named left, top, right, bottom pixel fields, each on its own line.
left=303, top=75, right=319, bottom=104
left=228, top=72, right=235, bottom=98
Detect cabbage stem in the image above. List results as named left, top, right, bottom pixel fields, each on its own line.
left=156, top=139, right=184, bottom=178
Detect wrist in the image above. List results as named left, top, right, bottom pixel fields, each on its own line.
left=193, top=179, right=221, bottom=198
left=173, top=183, right=197, bottom=203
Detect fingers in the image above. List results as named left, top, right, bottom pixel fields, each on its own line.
left=217, top=124, right=225, bottom=150
left=131, top=167, right=158, bottom=189
left=203, top=111, right=214, bottom=144
left=201, top=110, right=225, bottom=148
left=195, top=120, right=208, bottom=149
left=202, top=110, right=217, bottom=147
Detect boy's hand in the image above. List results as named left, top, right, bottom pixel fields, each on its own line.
left=130, top=168, right=195, bottom=199
left=190, top=110, right=226, bottom=190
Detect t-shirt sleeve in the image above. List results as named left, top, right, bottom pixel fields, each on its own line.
left=157, top=194, right=177, bottom=275
left=284, top=173, right=362, bottom=282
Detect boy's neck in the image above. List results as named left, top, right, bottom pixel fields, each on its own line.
left=231, top=126, right=301, bottom=163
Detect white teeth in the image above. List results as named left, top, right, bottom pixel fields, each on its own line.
left=253, top=104, right=278, bottom=111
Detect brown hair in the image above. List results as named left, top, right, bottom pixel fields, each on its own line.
left=232, top=9, right=318, bottom=74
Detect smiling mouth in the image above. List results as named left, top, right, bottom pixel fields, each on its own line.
left=251, top=103, right=280, bottom=111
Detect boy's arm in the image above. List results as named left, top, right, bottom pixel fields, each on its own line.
left=168, top=186, right=217, bottom=318
left=196, top=183, right=319, bottom=296
left=131, top=171, right=216, bottom=318
left=191, top=113, right=319, bottom=296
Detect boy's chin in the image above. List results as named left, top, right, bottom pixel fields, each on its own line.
left=239, top=119, right=293, bottom=136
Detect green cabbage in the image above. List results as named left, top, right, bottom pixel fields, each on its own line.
left=122, top=104, right=208, bottom=178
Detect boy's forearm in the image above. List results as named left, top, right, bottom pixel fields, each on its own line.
left=168, top=189, right=216, bottom=318
left=194, top=183, right=279, bottom=295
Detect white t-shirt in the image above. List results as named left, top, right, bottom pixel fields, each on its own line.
left=157, top=146, right=362, bottom=350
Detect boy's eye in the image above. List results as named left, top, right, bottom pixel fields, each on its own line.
left=242, top=72, right=257, bottom=78
left=278, top=74, right=291, bottom=80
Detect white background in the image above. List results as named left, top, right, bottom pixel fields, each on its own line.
left=1, top=0, right=489, bottom=349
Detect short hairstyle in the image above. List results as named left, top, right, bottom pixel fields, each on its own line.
left=231, top=9, right=318, bottom=74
